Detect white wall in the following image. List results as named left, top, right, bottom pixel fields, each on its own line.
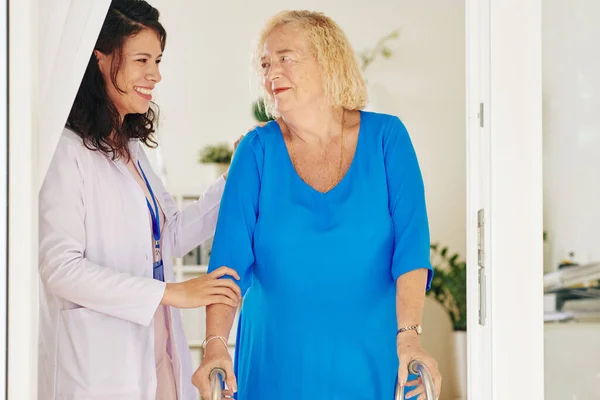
left=148, top=0, right=467, bottom=261
left=543, top=0, right=600, bottom=270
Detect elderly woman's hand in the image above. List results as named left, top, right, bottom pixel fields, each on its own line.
left=193, top=341, right=237, bottom=400
left=397, top=334, right=442, bottom=400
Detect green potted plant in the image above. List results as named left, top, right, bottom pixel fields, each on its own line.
left=359, top=29, right=400, bottom=111
left=428, top=242, right=467, bottom=398
left=428, top=243, right=466, bottom=331
left=252, top=98, right=275, bottom=123
left=357, top=29, right=400, bottom=74
left=198, top=143, right=233, bottom=177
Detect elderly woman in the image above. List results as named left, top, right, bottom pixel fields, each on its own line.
left=193, top=10, right=442, bottom=400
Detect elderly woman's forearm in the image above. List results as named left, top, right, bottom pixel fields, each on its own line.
left=206, top=303, right=237, bottom=339
left=395, top=268, right=428, bottom=329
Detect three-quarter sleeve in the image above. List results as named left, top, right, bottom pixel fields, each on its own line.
left=207, top=130, right=264, bottom=296
left=384, top=117, right=433, bottom=289
left=158, top=171, right=225, bottom=258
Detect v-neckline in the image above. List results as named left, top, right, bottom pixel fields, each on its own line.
left=276, top=110, right=363, bottom=195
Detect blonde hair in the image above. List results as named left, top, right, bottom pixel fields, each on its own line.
left=253, top=10, right=368, bottom=117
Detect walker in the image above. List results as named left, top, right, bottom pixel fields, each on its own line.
left=209, top=359, right=436, bottom=400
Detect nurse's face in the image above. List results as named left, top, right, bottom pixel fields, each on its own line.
left=95, top=28, right=163, bottom=119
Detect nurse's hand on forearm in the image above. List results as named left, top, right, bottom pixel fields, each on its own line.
left=161, top=266, right=241, bottom=309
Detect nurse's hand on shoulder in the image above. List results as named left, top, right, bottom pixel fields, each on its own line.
left=223, top=121, right=268, bottom=180
left=160, top=266, right=242, bottom=309
left=249, top=121, right=268, bottom=131
left=223, top=135, right=244, bottom=181
left=193, top=339, right=236, bottom=400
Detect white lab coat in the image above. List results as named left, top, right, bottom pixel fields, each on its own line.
left=38, top=128, right=225, bottom=400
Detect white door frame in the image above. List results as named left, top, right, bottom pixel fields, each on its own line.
left=465, top=0, right=493, bottom=397
left=7, top=0, right=37, bottom=398
left=5, top=0, right=545, bottom=399
left=0, top=0, right=8, bottom=398
left=7, top=1, right=110, bottom=399
left=466, top=0, right=545, bottom=399
left=488, top=0, right=545, bottom=397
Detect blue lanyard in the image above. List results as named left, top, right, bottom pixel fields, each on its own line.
left=137, top=160, right=164, bottom=281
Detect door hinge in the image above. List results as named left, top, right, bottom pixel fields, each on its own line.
left=477, top=209, right=486, bottom=326
left=478, top=103, right=484, bottom=127
left=478, top=268, right=487, bottom=326
left=477, top=209, right=485, bottom=267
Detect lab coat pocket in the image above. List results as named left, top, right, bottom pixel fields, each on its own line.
left=56, top=308, right=138, bottom=397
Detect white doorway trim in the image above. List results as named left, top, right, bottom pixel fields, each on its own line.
left=7, top=0, right=37, bottom=398
left=488, top=0, right=544, bottom=397
left=466, top=0, right=545, bottom=398
left=7, top=1, right=111, bottom=399
left=465, top=0, right=493, bottom=398
left=1, top=0, right=8, bottom=397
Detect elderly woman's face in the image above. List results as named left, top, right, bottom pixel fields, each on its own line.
left=261, top=23, right=324, bottom=114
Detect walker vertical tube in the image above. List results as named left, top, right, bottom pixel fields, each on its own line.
left=395, top=360, right=436, bottom=400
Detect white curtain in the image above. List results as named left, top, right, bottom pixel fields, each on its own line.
left=37, top=0, right=111, bottom=185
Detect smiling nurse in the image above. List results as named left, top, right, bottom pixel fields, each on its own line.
left=37, top=1, right=242, bottom=399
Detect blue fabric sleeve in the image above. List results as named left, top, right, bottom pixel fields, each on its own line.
left=384, top=116, right=433, bottom=289
left=207, top=130, right=263, bottom=296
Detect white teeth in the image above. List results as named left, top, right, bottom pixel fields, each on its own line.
left=134, top=87, right=152, bottom=95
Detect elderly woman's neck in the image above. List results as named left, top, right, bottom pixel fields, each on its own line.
left=282, top=107, right=345, bottom=146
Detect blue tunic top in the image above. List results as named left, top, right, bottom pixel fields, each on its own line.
left=208, top=110, right=433, bottom=399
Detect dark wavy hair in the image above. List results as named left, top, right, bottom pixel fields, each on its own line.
left=66, top=0, right=167, bottom=160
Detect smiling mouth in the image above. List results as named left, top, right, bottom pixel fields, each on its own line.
left=134, top=86, right=153, bottom=97
left=273, top=88, right=290, bottom=95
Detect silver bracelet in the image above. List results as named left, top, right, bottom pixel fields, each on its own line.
left=396, top=324, right=423, bottom=336
left=201, top=335, right=228, bottom=351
